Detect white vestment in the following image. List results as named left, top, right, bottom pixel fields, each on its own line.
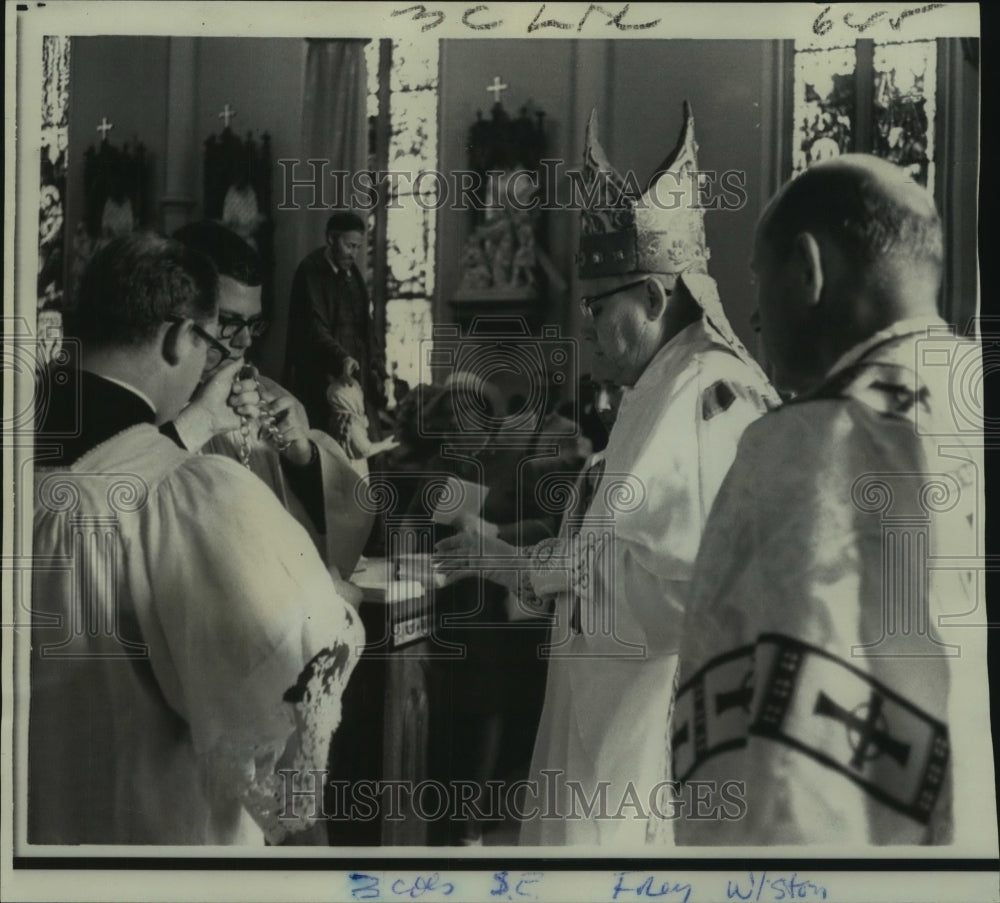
left=674, top=318, right=996, bottom=848
left=202, top=426, right=373, bottom=581
left=520, top=277, right=777, bottom=847
left=30, top=425, right=364, bottom=845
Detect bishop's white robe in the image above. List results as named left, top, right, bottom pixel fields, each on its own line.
left=520, top=276, right=777, bottom=847
left=30, top=425, right=364, bottom=845
left=673, top=317, right=996, bottom=848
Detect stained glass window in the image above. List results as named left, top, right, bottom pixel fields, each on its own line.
left=385, top=298, right=434, bottom=390
left=793, top=46, right=856, bottom=174
left=363, top=38, right=380, bottom=289
left=39, top=35, right=70, bottom=312
left=386, top=202, right=435, bottom=298
left=873, top=41, right=936, bottom=192
left=389, top=89, right=439, bottom=178
left=364, top=39, right=380, bottom=124
left=792, top=38, right=937, bottom=189
left=37, top=35, right=71, bottom=369
left=367, top=37, right=439, bottom=389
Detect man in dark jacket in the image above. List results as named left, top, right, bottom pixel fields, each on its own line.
left=285, top=211, right=386, bottom=440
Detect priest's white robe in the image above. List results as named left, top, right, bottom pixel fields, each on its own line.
left=202, top=427, right=373, bottom=582
left=673, top=318, right=996, bottom=848
left=30, top=425, right=364, bottom=845
left=520, top=278, right=777, bottom=847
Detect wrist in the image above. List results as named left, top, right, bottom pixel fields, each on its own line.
left=524, top=538, right=564, bottom=598
left=173, top=403, right=214, bottom=452
left=282, top=438, right=315, bottom=468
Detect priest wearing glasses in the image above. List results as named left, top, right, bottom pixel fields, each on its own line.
left=436, top=104, right=778, bottom=846
left=30, top=233, right=363, bottom=844
left=169, top=220, right=374, bottom=584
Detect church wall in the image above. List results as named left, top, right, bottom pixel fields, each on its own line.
left=66, top=37, right=170, bottom=295
left=437, top=39, right=580, bottom=332
left=64, top=36, right=773, bottom=386
left=436, top=39, right=774, bottom=384
left=608, top=40, right=770, bottom=353
left=192, top=37, right=308, bottom=380
left=64, top=36, right=308, bottom=381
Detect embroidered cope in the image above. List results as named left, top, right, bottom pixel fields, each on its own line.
left=673, top=319, right=994, bottom=847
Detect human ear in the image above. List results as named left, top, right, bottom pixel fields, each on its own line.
left=793, top=232, right=824, bottom=308
left=644, top=277, right=670, bottom=321
left=161, top=318, right=190, bottom=367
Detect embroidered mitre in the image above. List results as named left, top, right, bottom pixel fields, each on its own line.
left=577, top=101, right=710, bottom=279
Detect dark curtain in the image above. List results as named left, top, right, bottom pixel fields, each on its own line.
left=276, top=39, right=369, bottom=378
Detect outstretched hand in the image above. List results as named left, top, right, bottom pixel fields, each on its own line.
left=433, top=530, right=521, bottom=591
left=368, top=436, right=401, bottom=457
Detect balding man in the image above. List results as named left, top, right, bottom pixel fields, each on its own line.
left=673, top=155, right=993, bottom=846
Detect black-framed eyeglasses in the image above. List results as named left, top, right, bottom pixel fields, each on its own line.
left=218, top=311, right=269, bottom=339
left=579, top=278, right=670, bottom=320
left=165, top=314, right=232, bottom=365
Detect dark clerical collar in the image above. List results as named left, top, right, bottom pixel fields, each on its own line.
left=35, top=369, right=157, bottom=467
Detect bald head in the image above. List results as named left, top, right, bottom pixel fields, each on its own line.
left=752, top=155, right=944, bottom=394
left=759, top=154, right=943, bottom=276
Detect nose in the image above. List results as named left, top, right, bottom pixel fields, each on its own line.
left=230, top=324, right=253, bottom=350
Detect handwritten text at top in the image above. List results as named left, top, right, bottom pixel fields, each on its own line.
left=391, top=3, right=661, bottom=34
